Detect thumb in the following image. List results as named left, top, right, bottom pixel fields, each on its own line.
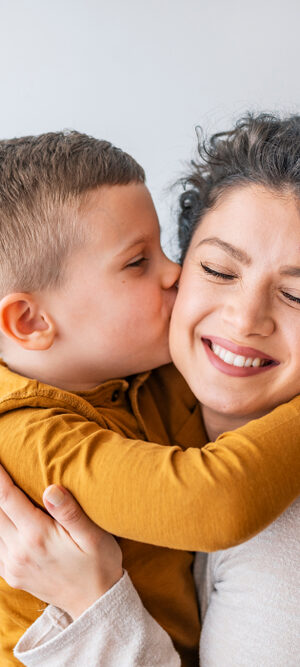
left=43, top=485, right=101, bottom=550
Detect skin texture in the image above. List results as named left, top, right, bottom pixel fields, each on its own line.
left=170, top=184, right=300, bottom=440
left=0, top=184, right=180, bottom=391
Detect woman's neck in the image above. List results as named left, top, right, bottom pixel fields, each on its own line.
left=201, top=405, right=256, bottom=441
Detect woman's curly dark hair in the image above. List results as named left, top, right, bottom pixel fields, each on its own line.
left=178, top=113, right=300, bottom=261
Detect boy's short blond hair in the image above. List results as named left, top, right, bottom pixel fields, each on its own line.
left=0, top=131, right=145, bottom=297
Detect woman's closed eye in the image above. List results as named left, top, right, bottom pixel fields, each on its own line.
left=200, top=262, right=236, bottom=281
left=281, top=290, right=300, bottom=306
left=201, top=263, right=300, bottom=306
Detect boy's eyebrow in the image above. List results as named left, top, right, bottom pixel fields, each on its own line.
left=196, top=237, right=251, bottom=265
left=116, top=235, right=150, bottom=256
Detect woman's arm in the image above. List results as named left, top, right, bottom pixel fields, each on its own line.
left=0, top=466, right=180, bottom=666
left=15, top=573, right=180, bottom=667
left=0, top=465, right=123, bottom=620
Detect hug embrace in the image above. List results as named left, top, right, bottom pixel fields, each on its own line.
left=0, top=113, right=299, bottom=666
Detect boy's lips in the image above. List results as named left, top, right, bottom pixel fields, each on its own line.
left=201, top=336, right=280, bottom=377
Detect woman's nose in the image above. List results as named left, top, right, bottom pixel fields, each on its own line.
left=222, top=289, right=275, bottom=338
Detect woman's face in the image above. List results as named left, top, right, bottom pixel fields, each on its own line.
left=170, top=184, right=300, bottom=420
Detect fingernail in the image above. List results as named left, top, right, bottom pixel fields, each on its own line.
left=44, top=486, right=65, bottom=507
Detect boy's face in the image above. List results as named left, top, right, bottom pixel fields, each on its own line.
left=43, top=183, right=180, bottom=389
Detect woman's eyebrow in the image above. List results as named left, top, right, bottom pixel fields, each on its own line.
left=279, top=266, right=300, bottom=277
left=196, top=237, right=251, bottom=265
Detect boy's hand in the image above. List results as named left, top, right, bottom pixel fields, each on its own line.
left=0, top=464, right=123, bottom=619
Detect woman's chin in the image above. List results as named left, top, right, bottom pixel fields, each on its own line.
left=195, top=389, right=270, bottom=421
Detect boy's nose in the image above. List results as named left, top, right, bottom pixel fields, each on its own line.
left=161, top=257, right=181, bottom=289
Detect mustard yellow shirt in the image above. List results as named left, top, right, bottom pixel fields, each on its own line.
left=0, top=361, right=299, bottom=666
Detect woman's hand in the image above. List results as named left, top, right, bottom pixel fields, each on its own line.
left=0, top=464, right=123, bottom=620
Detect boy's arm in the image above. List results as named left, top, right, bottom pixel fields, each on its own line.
left=1, top=396, right=300, bottom=551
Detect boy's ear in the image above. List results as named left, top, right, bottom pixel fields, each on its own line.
left=0, top=293, right=56, bottom=350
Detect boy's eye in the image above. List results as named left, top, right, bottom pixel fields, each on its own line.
left=126, top=256, right=148, bottom=268
left=201, top=263, right=235, bottom=280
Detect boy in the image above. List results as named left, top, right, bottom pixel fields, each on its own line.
left=0, top=131, right=299, bottom=666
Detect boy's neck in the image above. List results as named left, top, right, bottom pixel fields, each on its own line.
left=1, top=349, right=106, bottom=393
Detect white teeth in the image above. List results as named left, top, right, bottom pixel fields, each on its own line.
left=233, top=355, right=246, bottom=367
left=224, top=351, right=235, bottom=364
left=211, top=343, right=264, bottom=368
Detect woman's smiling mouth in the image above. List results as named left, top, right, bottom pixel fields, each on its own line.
left=202, top=336, right=279, bottom=377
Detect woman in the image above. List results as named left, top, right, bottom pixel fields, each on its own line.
left=1, top=112, right=300, bottom=665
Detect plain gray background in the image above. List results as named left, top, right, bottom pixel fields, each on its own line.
left=1, top=0, right=299, bottom=253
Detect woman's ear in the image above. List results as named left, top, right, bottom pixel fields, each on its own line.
left=0, top=293, right=56, bottom=350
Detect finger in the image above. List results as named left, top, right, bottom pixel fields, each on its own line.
left=0, top=464, right=46, bottom=531
left=0, top=535, right=8, bottom=558
left=43, top=485, right=104, bottom=549
left=0, top=506, right=16, bottom=539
